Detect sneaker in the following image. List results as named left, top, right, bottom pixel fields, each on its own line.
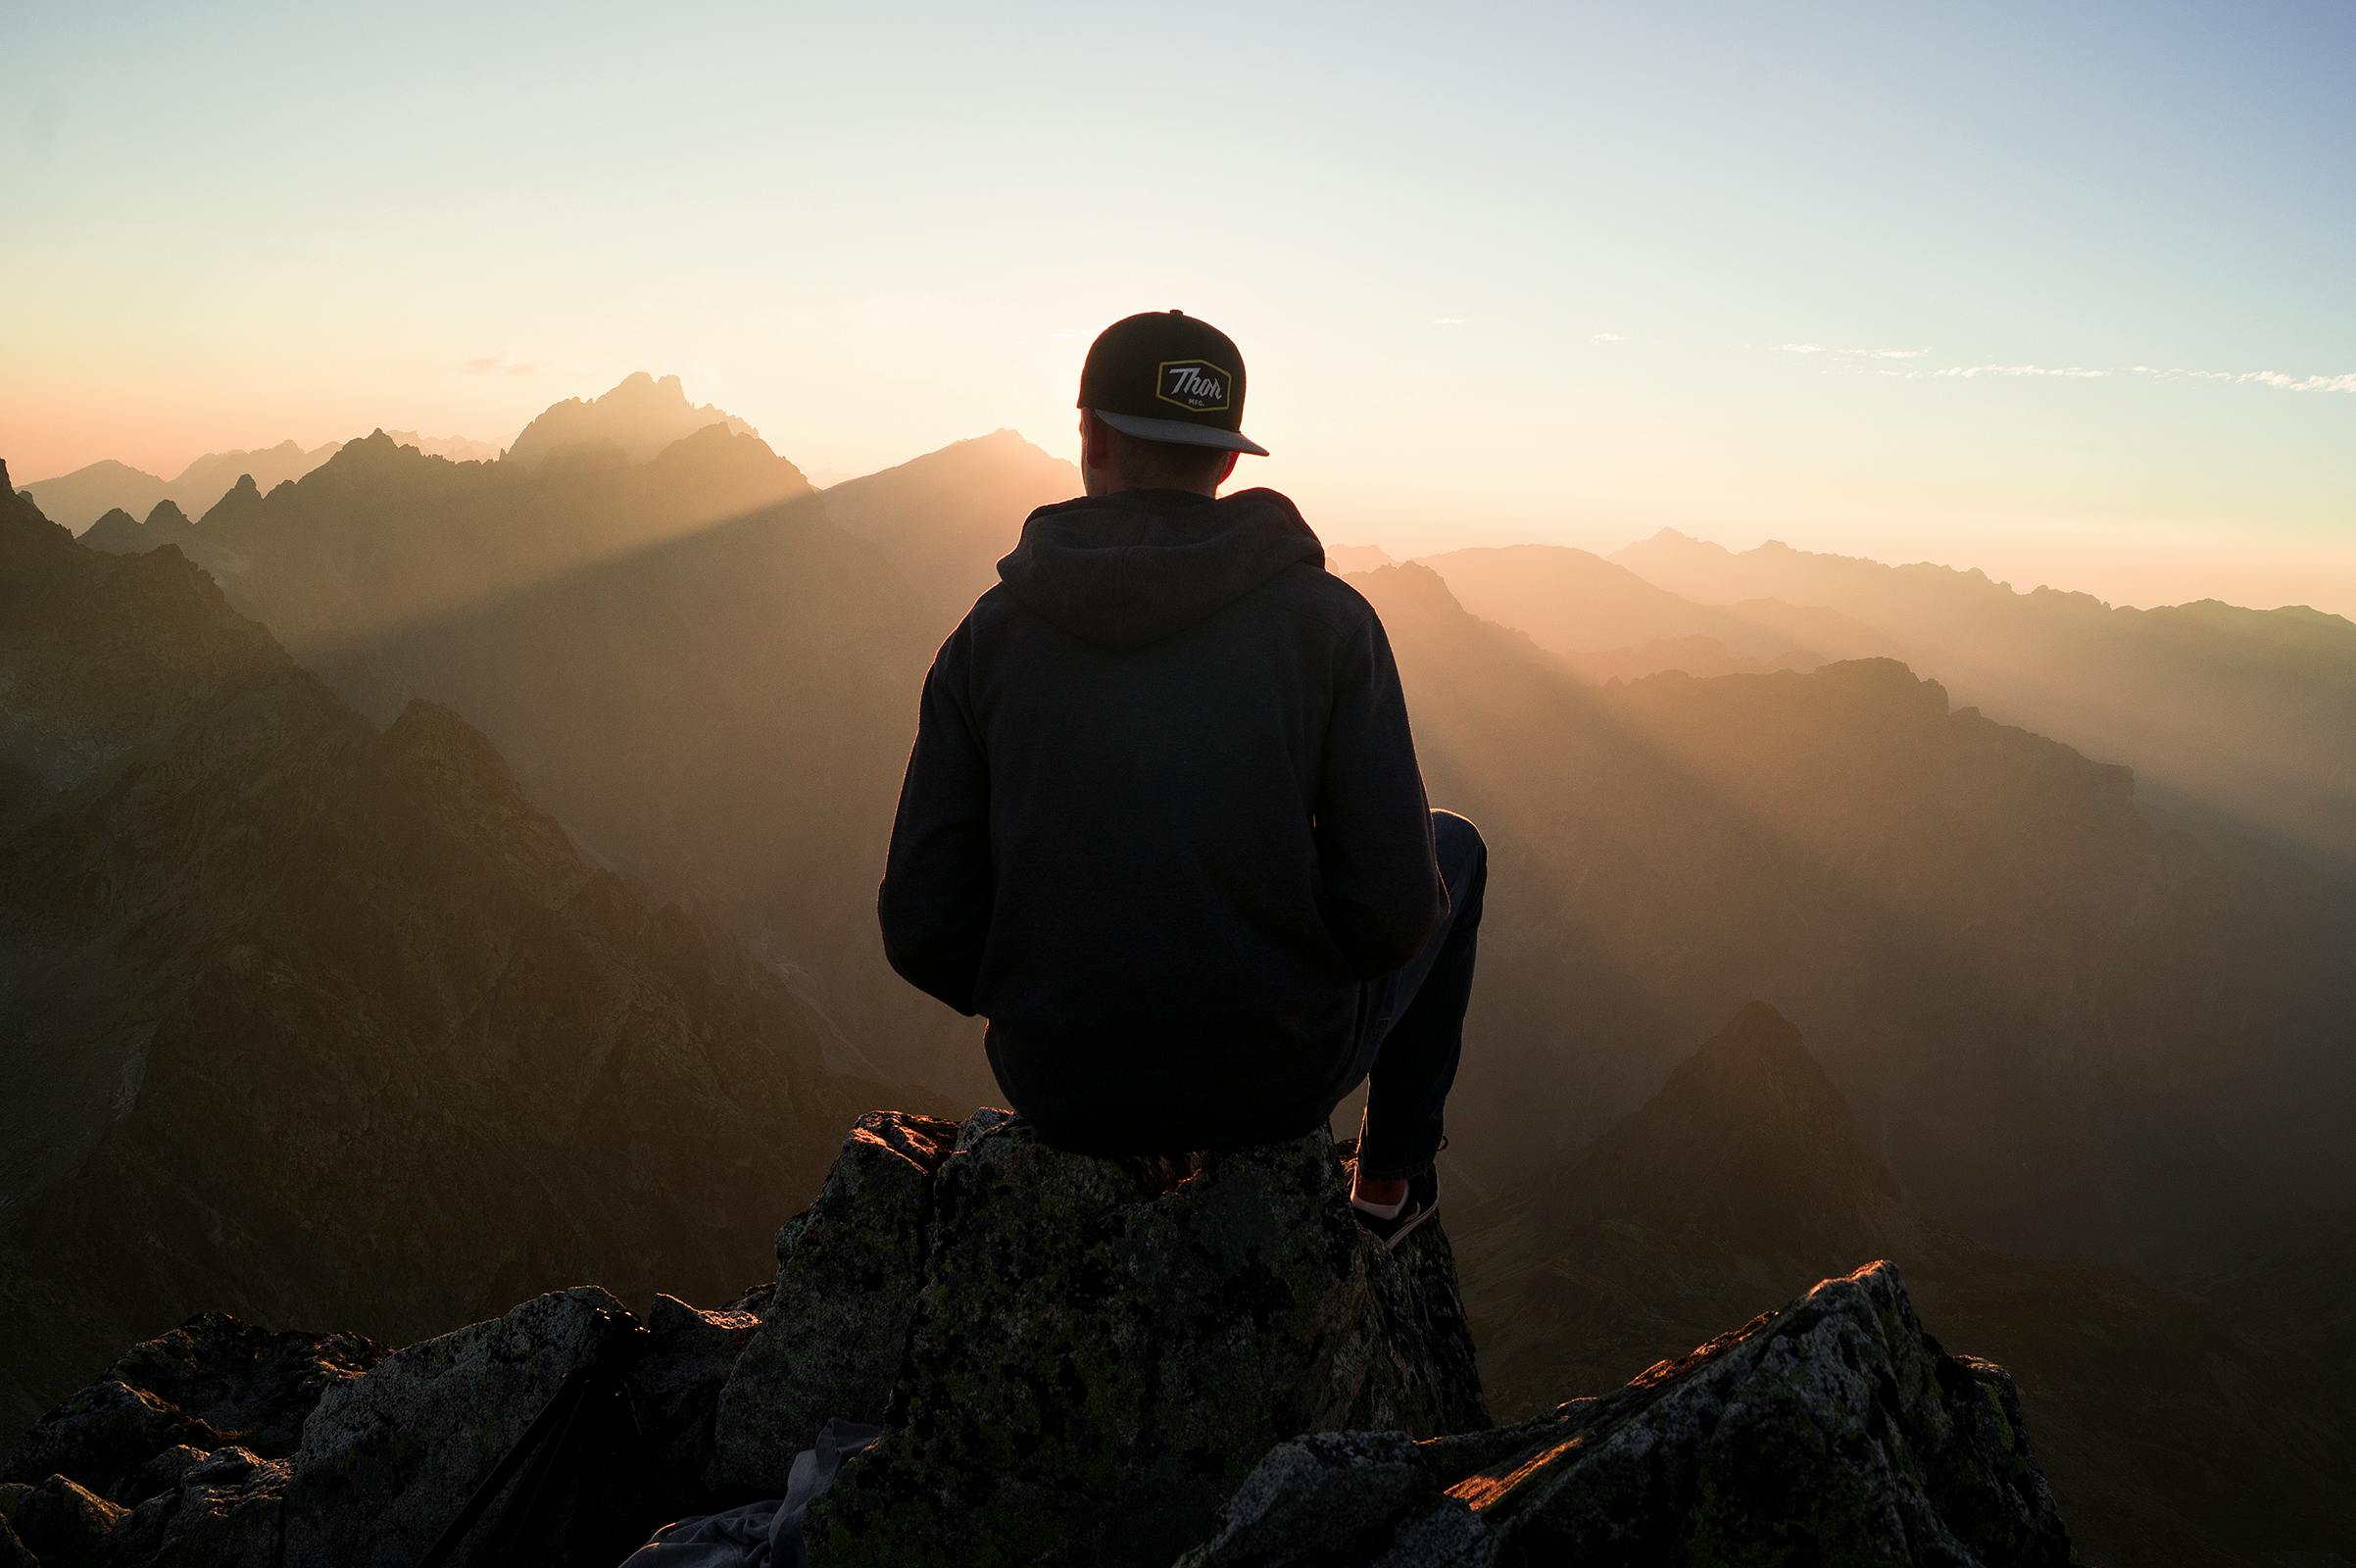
left=1351, top=1165, right=1440, bottom=1250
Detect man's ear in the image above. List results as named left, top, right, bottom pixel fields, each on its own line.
left=1079, top=409, right=1106, bottom=471
left=1216, top=451, right=1239, bottom=488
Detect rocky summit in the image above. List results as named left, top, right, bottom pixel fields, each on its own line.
left=0, top=1111, right=2074, bottom=1568
left=766, top=1111, right=1489, bottom=1568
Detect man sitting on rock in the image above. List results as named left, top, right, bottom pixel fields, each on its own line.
left=878, top=309, right=1485, bottom=1247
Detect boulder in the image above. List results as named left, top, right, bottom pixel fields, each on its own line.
left=719, top=1109, right=1490, bottom=1568
left=281, top=1286, right=645, bottom=1568
left=712, top=1112, right=961, bottom=1491
left=1, top=1383, right=223, bottom=1502
left=1177, top=1260, right=2075, bottom=1567
left=1, top=1313, right=382, bottom=1506
left=104, top=1315, right=383, bottom=1461
left=11, top=1473, right=125, bottom=1561
left=631, top=1294, right=762, bottom=1518
left=83, top=1450, right=286, bottom=1568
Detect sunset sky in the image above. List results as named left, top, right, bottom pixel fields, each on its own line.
left=5, top=0, right=2351, bottom=612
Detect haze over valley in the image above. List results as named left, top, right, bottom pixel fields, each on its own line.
left=5, top=366, right=2352, bottom=1561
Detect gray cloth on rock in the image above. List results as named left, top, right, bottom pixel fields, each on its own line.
left=621, top=1419, right=883, bottom=1568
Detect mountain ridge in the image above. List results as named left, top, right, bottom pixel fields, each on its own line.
left=0, top=467, right=897, bottom=1434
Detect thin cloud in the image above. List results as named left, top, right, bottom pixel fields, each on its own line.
left=1788, top=351, right=2354, bottom=393
left=1933, top=364, right=2108, bottom=378
left=1432, top=317, right=1467, bottom=326
left=1591, top=331, right=1629, bottom=342
left=2133, top=365, right=2356, bottom=393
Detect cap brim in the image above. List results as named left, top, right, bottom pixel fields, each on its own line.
left=1094, top=409, right=1268, bottom=458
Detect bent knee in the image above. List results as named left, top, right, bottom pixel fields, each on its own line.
left=1431, top=808, right=1488, bottom=873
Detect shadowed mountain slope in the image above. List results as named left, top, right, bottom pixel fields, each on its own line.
left=1350, top=563, right=2356, bottom=1263
left=1456, top=1004, right=2356, bottom=1568
left=54, top=419, right=2352, bottom=1272
left=1612, top=528, right=2356, bottom=871
left=0, top=464, right=887, bottom=1434
left=131, top=423, right=816, bottom=673
left=70, top=422, right=974, bottom=1096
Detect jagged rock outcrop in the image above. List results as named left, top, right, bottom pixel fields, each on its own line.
left=1181, top=1261, right=2072, bottom=1567
left=2, top=1109, right=1491, bottom=1567
left=731, top=1111, right=1487, bottom=1567
left=1, top=1108, right=2077, bottom=1568
left=0, top=1310, right=380, bottom=1568
left=1, top=1315, right=380, bottom=1501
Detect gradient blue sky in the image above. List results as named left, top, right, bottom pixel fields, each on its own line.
left=5, top=0, right=2351, bottom=611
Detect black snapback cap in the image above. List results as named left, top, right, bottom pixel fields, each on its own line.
left=1077, top=309, right=1268, bottom=457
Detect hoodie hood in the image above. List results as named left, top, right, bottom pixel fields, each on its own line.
left=996, top=487, right=1324, bottom=650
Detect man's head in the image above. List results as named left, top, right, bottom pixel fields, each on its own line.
left=1078, top=410, right=1239, bottom=497
left=1076, top=309, right=1266, bottom=498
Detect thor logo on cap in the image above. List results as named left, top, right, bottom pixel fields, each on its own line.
left=1156, top=360, right=1232, bottom=413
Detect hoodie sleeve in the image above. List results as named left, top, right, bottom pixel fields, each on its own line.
left=878, top=620, right=994, bottom=1015
left=1314, top=607, right=1447, bottom=978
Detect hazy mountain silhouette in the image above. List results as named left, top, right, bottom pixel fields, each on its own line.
left=23, top=442, right=332, bottom=532
left=18, top=434, right=494, bottom=533
left=819, top=428, right=1079, bottom=619
left=381, top=428, right=501, bottom=464
left=16, top=459, right=171, bottom=531
left=1420, top=542, right=1903, bottom=680
left=1612, top=528, right=2356, bottom=871
left=0, top=463, right=891, bottom=1433
left=68, top=417, right=989, bottom=1095
left=76, top=498, right=198, bottom=557
left=503, top=371, right=756, bottom=468
left=13, top=386, right=2356, bottom=1565
left=1349, top=561, right=2355, bottom=1266
left=48, top=385, right=2352, bottom=1284
left=1458, top=1004, right=2356, bottom=1568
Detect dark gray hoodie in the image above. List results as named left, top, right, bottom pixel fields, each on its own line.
left=878, top=485, right=1445, bottom=1153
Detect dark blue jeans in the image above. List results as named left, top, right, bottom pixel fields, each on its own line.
left=1340, top=808, right=1487, bottom=1182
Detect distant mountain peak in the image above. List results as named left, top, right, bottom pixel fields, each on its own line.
left=504, top=373, right=757, bottom=469
left=144, top=499, right=192, bottom=529
left=1573, top=1003, right=1902, bottom=1223
left=311, top=429, right=418, bottom=479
